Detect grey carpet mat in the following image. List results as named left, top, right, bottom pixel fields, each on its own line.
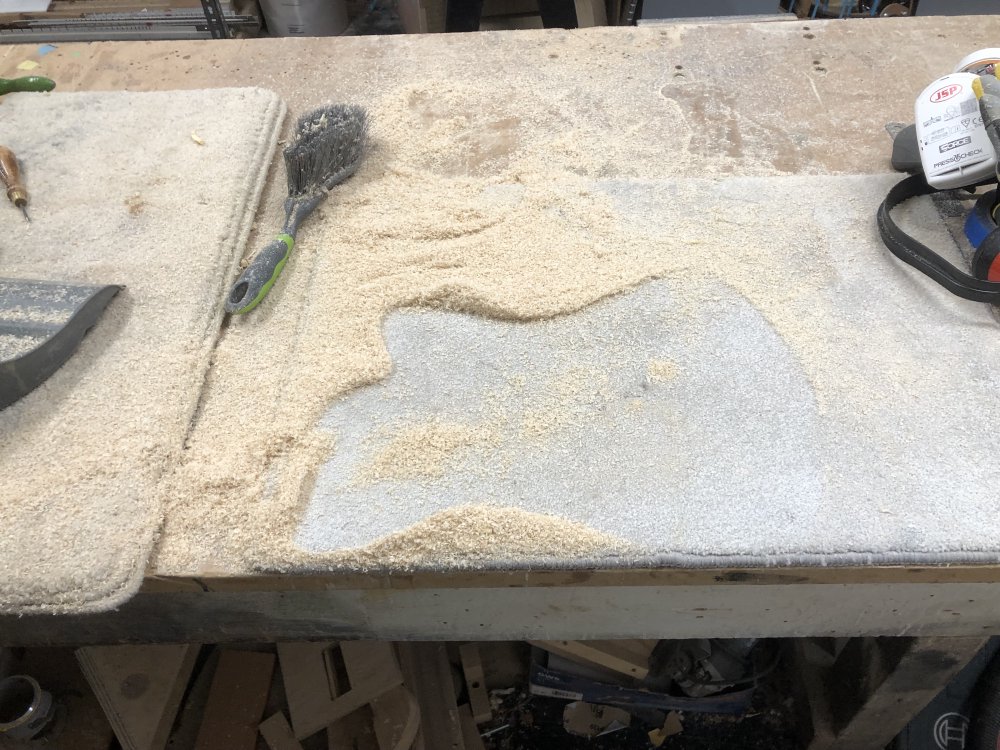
left=294, top=175, right=1000, bottom=569
left=0, top=89, right=284, bottom=613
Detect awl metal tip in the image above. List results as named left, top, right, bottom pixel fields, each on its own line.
left=20, top=205, right=29, bottom=223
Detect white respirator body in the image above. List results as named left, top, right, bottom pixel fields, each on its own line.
left=915, top=71, right=996, bottom=190
left=954, top=47, right=1000, bottom=76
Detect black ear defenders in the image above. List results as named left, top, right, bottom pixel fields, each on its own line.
left=878, top=174, right=1000, bottom=304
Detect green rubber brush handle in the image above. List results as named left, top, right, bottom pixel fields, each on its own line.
left=0, top=76, right=56, bottom=96
left=225, top=234, right=294, bottom=314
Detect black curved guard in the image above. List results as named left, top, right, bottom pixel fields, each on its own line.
left=0, top=282, right=121, bottom=410
left=876, top=173, right=1000, bottom=304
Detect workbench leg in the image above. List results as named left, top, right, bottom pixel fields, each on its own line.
left=445, top=0, right=485, bottom=32
left=796, top=636, right=987, bottom=750
left=537, top=0, right=578, bottom=27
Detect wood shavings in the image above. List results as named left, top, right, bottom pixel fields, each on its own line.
left=355, top=419, right=499, bottom=484
left=151, top=68, right=796, bottom=575
left=148, top=30, right=1000, bottom=579
left=318, top=505, right=634, bottom=571
left=0, top=88, right=285, bottom=613
left=647, top=359, right=678, bottom=382
left=0, top=333, right=32, bottom=360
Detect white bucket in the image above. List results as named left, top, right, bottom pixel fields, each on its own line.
left=258, top=0, right=348, bottom=36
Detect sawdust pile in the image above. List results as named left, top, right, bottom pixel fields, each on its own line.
left=355, top=419, right=500, bottom=484
left=151, top=31, right=891, bottom=576
left=322, top=505, right=632, bottom=571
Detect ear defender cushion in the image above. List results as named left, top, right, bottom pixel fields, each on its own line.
left=973, top=228, right=1000, bottom=282
left=967, top=190, right=1000, bottom=281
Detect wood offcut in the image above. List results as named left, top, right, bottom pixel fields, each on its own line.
left=193, top=650, right=275, bottom=750
left=76, top=644, right=198, bottom=750
left=458, top=643, right=492, bottom=724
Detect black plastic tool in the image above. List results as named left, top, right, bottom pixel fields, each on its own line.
left=0, top=279, right=121, bottom=409
left=890, top=123, right=922, bottom=174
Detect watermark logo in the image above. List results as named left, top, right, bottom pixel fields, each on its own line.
left=933, top=712, right=968, bottom=750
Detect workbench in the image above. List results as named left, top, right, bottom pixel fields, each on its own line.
left=3, top=16, right=1000, bottom=651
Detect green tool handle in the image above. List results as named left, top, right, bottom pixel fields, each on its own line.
left=224, top=234, right=294, bottom=314
left=0, top=76, right=56, bottom=96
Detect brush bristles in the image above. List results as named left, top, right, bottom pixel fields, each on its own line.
left=283, top=104, right=368, bottom=197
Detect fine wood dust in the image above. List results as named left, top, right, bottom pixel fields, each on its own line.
left=354, top=418, right=501, bottom=484
left=150, top=61, right=922, bottom=577
left=321, top=504, right=632, bottom=570
left=647, top=359, right=679, bottom=382
left=153, top=76, right=697, bottom=575
left=0, top=88, right=285, bottom=612
left=516, top=367, right=609, bottom=440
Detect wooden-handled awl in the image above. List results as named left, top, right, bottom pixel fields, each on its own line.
left=0, top=146, right=30, bottom=222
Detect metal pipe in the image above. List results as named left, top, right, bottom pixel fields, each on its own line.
left=0, top=675, right=54, bottom=741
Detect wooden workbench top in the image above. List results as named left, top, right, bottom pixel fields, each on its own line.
left=0, top=17, right=978, bottom=175
left=5, top=19, right=1000, bottom=643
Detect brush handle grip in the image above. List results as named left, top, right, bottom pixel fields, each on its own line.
left=0, top=76, right=56, bottom=96
left=224, top=234, right=294, bottom=314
